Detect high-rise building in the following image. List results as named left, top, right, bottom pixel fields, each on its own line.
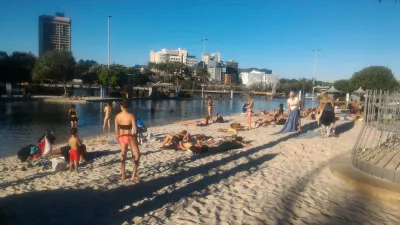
left=39, top=13, right=71, bottom=56
left=202, top=52, right=220, bottom=65
left=149, top=48, right=188, bottom=64
left=207, top=61, right=223, bottom=82
left=186, top=55, right=198, bottom=67
left=240, top=70, right=279, bottom=87
left=222, top=60, right=239, bottom=83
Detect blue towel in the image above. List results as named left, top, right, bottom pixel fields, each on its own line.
left=275, top=109, right=299, bottom=134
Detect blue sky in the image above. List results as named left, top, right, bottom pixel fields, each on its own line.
left=0, top=0, right=399, bottom=81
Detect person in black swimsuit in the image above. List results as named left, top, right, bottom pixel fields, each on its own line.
left=68, top=105, right=79, bottom=128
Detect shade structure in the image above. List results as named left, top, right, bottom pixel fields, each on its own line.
left=326, top=86, right=342, bottom=93
left=353, top=87, right=366, bottom=94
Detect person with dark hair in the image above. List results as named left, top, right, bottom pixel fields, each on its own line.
left=181, top=116, right=210, bottom=126
left=103, top=102, right=113, bottom=133
left=213, top=113, right=225, bottom=123
left=68, top=105, right=79, bottom=128
left=115, top=99, right=140, bottom=181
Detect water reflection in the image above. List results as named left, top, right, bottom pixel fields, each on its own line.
left=0, top=98, right=313, bottom=157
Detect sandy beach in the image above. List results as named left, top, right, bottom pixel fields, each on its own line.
left=0, top=114, right=399, bottom=225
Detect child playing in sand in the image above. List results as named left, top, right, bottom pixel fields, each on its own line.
left=68, top=128, right=82, bottom=172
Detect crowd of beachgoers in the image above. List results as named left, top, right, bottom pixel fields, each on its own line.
left=1, top=92, right=385, bottom=225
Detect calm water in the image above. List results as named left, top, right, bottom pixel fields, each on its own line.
left=0, top=95, right=314, bottom=157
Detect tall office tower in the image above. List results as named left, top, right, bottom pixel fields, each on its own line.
left=39, top=13, right=71, bottom=56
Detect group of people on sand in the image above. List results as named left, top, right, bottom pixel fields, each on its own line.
left=67, top=100, right=140, bottom=181
left=160, top=130, right=251, bottom=154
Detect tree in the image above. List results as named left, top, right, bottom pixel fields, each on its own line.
left=125, top=67, right=151, bottom=86
left=75, top=59, right=98, bottom=80
left=349, top=66, right=398, bottom=91
left=95, top=64, right=127, bottom=88
left=333, top=79, right=354, bottom=93
left=32, top=50, right=76, bottom=96
left=0, top=52, right=36, bottom=84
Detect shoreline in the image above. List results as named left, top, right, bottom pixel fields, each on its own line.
left=1, top=113, right=399, bottom=224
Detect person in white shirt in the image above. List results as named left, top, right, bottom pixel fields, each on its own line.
left=275, top=91, right=301, bottom=134
left=287, top=91, right=301, bottom=130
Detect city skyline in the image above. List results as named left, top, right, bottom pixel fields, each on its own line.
left=0, top=0, right=399, bottom=81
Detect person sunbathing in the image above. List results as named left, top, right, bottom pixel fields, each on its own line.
left=161, top=130, right=189, bottom=149
left=181, top=116, right=210, bottom=126
left=178, top=136, right=252, bottom=154
left=213, top=113, right=225, bottom=123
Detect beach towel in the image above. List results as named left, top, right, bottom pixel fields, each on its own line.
left=275, top=109, right=299, bottom=134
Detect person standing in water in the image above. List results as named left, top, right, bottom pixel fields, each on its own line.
left=246, top=96, right=254, bottom=129
left=103, top=102, right=113, bottom=133
left=115, top=99, right=140, bottom=181
left=68, top=105, right=79, bottom=128
left=207, top=96, right=213, bottom=119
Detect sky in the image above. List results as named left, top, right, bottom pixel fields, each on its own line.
left=0, top=0, right=399, bottom=81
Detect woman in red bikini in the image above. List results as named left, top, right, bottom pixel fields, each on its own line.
left=115, top=99, right=140, bottom=181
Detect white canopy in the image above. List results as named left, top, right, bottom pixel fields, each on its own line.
left=354, top=87, right=366, bottom=94
left=326, top=86, right=342, bottom=93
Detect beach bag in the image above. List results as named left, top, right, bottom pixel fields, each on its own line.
left=242, top=104, right=248, bottom=113
left=18, top=145, right=35, bottom=162
left=51, top=157, right=67, bottom=172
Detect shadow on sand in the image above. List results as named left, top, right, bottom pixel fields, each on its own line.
left=0, top=122, right=356, bottom=225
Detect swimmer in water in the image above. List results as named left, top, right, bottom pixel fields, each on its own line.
left=68, top=105, right=79, bottom=128
left=103, top=102, right=112, bottom=133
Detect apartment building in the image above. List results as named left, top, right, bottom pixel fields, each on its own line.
left=39, top=13, right=71, bottom=56
left=149, top=48, right=188, bottom=64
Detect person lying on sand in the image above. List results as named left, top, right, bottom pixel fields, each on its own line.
left=161, top=130, right=190, bottom=149
left=213, top=113, right=226, bottom=123
left=178, top=136, right=252, bottom=154
left=181, top=116, right=211, bottom=126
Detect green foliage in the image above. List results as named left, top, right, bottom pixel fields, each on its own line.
left=75, top=59, right=98, bottom=82
left=0, top=52, right=36, bottom=83
left=126, top=67, right=151, bottom=86
left=32, top=50, right=76, bottom=95
left=333, top=79, right=354, bottom=93
left=349, top=66, right=398, bottom=91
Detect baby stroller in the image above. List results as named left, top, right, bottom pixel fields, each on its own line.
left=136, top=118, right=148, bottom=145
left=17, top=129, right=56, bottom=167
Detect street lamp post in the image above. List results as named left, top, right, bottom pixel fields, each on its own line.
left=108, top=16, right=112, bottom=69
left=201, top=38, right=208, bottom=69
left=312, top=49, right=320, bottom=107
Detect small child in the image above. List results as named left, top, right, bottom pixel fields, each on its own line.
left=68, top=128, right=82, bottom=172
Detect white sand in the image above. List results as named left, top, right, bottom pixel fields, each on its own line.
left=0, top=114, right=399, bottom=225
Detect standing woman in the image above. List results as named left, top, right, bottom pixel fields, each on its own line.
left=246, top=95, right=254, bottom=129
left=103, top=102, right=113, bottom=133
left=68, top=105, right=79, bottom=128
left=115, top=100, right=140, bottom=181
left=275, top=91, right=300, bottom=134
left=207, top=96, right=214, bottom=119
